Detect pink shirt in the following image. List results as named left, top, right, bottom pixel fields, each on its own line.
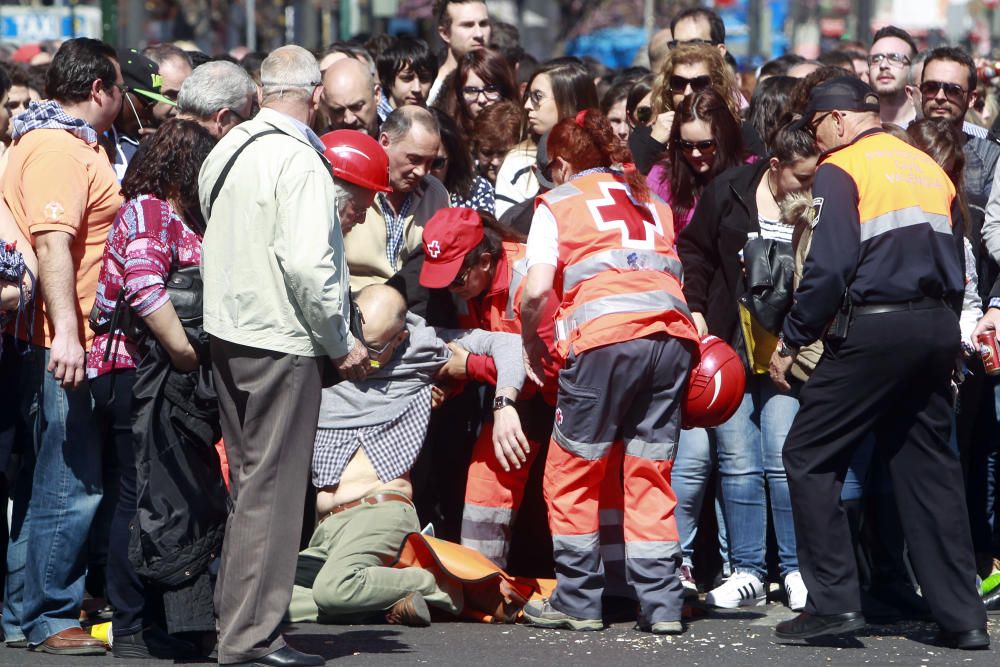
left=86, top=195, right=202, bottom=378
left=647, top=162, right=696, bottom=238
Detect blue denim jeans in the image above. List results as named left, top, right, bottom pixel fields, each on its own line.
left=841, top=435, right=875, bottom=501
left=714, top=374, right=799, bottom=580
left=673, top=426, right=729, bottom=573
left=2, top=347, right=103, bottom=644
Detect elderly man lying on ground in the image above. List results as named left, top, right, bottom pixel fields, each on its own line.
left=288, top=284, right=529, bottom=627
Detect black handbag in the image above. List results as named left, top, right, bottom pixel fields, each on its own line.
left=89, top=265, right=204, bottom=362
left=162, top=265, right=203, bottom=328
left=739, top=234, right=796, bottom=335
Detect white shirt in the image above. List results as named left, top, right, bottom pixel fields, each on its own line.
left=525, top=203, right=559, bottom=268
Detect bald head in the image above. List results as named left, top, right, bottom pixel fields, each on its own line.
left=322, top=57, right=379, bottom=135
left=356, top=284, right=408, bottom=346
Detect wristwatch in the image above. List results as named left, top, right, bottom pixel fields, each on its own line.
left=777, top=337, right=799, bottom=358
left=493, top=396, right=516, bottom=411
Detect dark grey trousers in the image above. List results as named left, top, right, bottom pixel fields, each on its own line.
left=211, top=338, right=324, bottom=664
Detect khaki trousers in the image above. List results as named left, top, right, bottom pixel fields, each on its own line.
left=288, top=498, right=462, bottom=623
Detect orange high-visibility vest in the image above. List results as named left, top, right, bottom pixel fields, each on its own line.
left=538, top=171, right=699, bottom=358
left=821, top=131, right=955, bottom=242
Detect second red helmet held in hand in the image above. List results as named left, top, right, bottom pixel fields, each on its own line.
left=682, top=335, right=746, bottom=429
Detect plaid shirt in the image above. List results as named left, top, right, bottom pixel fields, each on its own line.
left=312, top=385, right=431, bottom=487
left=377, top=93, right=394, bottom=124
left=376, top=191, right=416, bottom=268
left=12, top=100, right=98, bottom=144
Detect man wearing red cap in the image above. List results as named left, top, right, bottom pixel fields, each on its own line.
left=418, top=207, right=560, bottom=570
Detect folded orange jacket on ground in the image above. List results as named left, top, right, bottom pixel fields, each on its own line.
left=390, top=532, right=556, bottom=623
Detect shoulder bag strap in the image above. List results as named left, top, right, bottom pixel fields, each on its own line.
left=206, top=127, right=284, bottom=218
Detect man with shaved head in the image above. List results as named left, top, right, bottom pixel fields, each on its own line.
left=289, top=284, right=527, bottom=627
left=321, top=57, right=380, bottom=137
left=344, top=105, right=450, bottom=290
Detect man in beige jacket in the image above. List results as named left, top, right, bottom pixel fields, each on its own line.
left=343, top=105, right=450, bottom=291
left=199, top=45, right=369, bottom=667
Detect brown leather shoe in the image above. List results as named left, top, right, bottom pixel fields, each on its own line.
left=31, top=627, right=107, bottom=655
left=385, top=592, right=431, bottom=627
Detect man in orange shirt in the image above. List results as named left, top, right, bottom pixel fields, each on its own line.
left=1, top=38, right=123, bottom=656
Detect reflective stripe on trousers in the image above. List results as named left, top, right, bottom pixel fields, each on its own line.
left=544, top=438, right=682, bottom=624
left=461, top=423, right=540, bottom=569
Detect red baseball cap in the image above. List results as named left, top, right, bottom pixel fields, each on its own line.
left=419, top=208, right=485, bottom=289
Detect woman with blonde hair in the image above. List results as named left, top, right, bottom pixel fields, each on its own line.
left=631, top=42, right=742, bottom=174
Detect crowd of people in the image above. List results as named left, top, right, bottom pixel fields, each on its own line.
left=2, top=0, right=1000, bottom=664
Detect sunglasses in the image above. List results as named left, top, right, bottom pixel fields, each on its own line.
left=355, top=308, right=402, bottom=357
left=667, top=38, right=715, bottom=49
left=634, top=105, right=653, bottom=125
left=431, top=156, right=447, bottom=170
left=365, top=337, right=398, bottom=357
left=806, top=111, right=833, bottom=137
left=669, top=74, right=712, bottom=95
left=450, top=264, right=473, bottom=288
left=868, top=52, right=911, bottom=68
left=678, top=138, right=717, bottom=155
left=919, top=80, right=967, bottom=103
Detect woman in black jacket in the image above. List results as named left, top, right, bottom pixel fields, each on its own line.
left=674, top=122, right=818, bottom=611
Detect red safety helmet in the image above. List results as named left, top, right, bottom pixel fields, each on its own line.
left=682, top=335, right=746, bottom=429
left=319, top=130, right=392, bottom=193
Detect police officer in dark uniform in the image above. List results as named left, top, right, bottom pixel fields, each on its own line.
left=768, top=77, right=989, bottom=649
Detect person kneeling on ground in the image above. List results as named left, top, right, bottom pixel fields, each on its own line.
left=287, top=284, right=529, bottom=626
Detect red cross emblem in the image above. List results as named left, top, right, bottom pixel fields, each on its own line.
left=588, top=182, right=663, bottom=249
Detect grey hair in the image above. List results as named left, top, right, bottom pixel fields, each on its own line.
left=177, top=61, right=257, bottom=119
left=260, top=45, right=321, bottom=103
left=381, top=105, right=440, bottom=142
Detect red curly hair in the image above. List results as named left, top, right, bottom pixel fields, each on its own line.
left=546, top=108, right=649, bottom=202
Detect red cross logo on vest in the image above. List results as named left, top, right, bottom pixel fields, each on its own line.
left=587, top=182, right=663, bottom=249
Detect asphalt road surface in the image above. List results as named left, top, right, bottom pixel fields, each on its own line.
left=2, top=603, right=999, bottom=667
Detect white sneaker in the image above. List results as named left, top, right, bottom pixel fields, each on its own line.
left=705, top=571, right=766, bottom=608
left=784, top=571, right=808, bottom=612
left=679, top=564, right=698, bottom=598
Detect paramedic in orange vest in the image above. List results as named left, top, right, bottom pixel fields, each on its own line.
left=519, top=109, right=699, bottom=634
left=417, top=207, right=561, bottom=570
left=768, top=77, right=988, bottom=648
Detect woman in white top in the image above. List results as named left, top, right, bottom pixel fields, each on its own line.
left=494, top=59, right=598, bottom=218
